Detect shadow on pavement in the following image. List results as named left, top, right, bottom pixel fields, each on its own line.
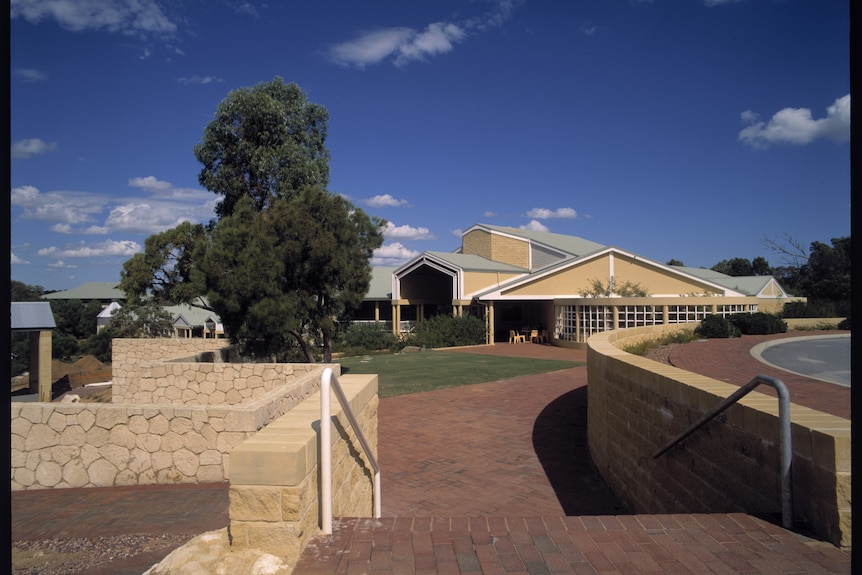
left=532, top=387, right=631, bottom=516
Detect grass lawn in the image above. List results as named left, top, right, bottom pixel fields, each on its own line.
left=337, top=350, right=584, bottom=398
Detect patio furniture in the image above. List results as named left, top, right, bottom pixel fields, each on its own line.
left=509, top=330, right=526, bottom=344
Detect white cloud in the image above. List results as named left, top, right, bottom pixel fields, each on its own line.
left=526, top=207, right=578, bottom=219
left=38, top=239, right=142, bottom=258
left=13, top=68, right=47, bottom=82
left=11, top=181, right=216, bottom=235
left=11, top=252, right=30, bottom=265
left=48, top=260, right=77, bottom=269
left=383, top=222, right=435, bottom=240
left=128, top=175, right=171, bottom=192
left=520, top=220, right=549, bottom=232
left=12, top=185, right=105, bottom=224
left=704, top=0, right=742, bottom=6
left=364, top=194, right=409, bottom=207
left=739, top=94, right=850, bottom=148
left=178, top=75, right=223, bottom=86
left=327, top=0, right=517, bottom=68
left=11, top=138, right=57, bottom=159
left=10, top=0, right=177, bottom=35
left=578, top=22, right=598, bottom=36
left=105, top=202, right=198, bottom=234
left=483, top=211, right=496, bottom=218
left=372, top=242, right=420, bottom=267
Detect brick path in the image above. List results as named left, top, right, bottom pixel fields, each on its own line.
left=292, top=338, right=851, bottom=574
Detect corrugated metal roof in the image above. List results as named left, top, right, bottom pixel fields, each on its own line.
left=11, top=302, right=56, bottom=330
left=670, top=266, right=773, bottom=296
left=42, top=282, right=126, bottom=301
left=476, top=224, right=607, bottom=257
left=366, top=267, right=396, bottom=299
left=424, top=252, right=528, bottom=273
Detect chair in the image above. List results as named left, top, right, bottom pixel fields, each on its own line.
left=539, top=329, right=549, bottom=344
left=529, top=329, right=539, bottom=344
left=509, top=330, right=525, bottom=344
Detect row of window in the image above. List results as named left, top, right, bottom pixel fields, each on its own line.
left=554, top=304, right=758, bottom=343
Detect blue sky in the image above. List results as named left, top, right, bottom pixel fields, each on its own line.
left=10, top=0, right=850, bottom=291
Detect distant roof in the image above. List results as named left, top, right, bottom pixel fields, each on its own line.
left=42, top=282, right=125, bottom=301
left=11, top=302, right=56, bottom=331
left=670, top=266, right=776, bottom=296
left=162, top=303, right=222, bottom=328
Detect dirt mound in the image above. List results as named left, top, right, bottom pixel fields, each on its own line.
left=53, top=356, right=112, bottom=389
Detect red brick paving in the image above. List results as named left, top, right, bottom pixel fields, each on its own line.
left=292, top=337, right=851, bottom=574
left=668, top=331, right=851, bottom=419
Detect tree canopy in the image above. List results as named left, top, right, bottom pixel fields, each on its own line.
left=194, top=77, right=330, bottom=218
left=121, top=78, right=385, bottom=362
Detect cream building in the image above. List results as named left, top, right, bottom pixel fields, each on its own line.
left=363, top=224, right=799, bottom=347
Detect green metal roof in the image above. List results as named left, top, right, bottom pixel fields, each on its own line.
left=476, top=224, right=607, bottom=257
left=670, top=266, right=775, bottom=296
left=42, top=282, right=125, bottom=301
left=424, top=251, right=528, bottom=273
left=366, top=267, right=395, bottom=299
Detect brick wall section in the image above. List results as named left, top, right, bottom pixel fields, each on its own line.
left=11, top=339, right=330, bottom=490
left=228, top=374, right=378, bottom=563
left=587, top=325, right=851, bottom=548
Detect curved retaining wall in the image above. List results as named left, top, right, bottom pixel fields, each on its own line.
left=587, top=325, right=851, bottom=548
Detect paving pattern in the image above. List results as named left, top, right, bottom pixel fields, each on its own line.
left=11, top=334, right=852, bottom=574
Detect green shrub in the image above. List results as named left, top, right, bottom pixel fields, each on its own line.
left=406, top=314, right=487, bottom=349
left=728, top=312, right=787, bottom=335
left=341, top=322, right=398, bottom=351
left=622, top=329, right=699, bottom=356
left=695, top=314, right=740, bottom=339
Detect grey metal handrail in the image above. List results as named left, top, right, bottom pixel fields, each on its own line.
left=320, top=367, right=381, bottom=534
left=652, top=374, right=793, bottom=529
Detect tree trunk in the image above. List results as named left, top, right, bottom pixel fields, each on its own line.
left=289, top=329, right=317, bottom=363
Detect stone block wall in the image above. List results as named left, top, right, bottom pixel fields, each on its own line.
left=11, top=339, right=331, bottom=490
left=587, top=325, right=851, bottom=548
left=228, top=374, right=378, bottom=564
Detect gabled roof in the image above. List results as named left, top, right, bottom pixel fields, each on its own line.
left=162, top=304, right=222, bottom=328
left=42, top=282, right=125, bottom=301
left=469, top=224, right=607, bottom=258
left=11, top=302, right=56, bottom=331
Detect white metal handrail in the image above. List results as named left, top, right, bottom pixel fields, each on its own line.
left=320, top=367, right=381, bottom=534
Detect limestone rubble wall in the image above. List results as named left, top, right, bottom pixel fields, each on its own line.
left=11, top=338, right=332, bottom=491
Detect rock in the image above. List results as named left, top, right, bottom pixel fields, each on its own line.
left=143, top=529, right=292, bottom=575
left=61, top=394, right=81, bottom=403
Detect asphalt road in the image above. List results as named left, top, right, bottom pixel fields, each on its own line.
left=751, top=334, right=851, bottom=387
